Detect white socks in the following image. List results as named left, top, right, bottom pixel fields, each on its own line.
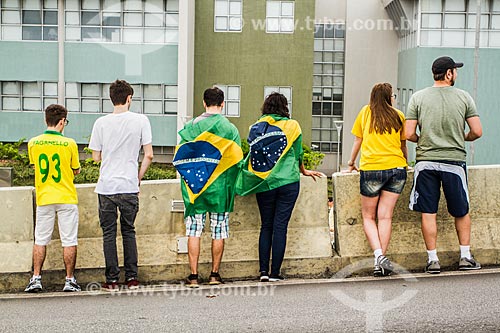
left=460, top=245, right=472, bottom=259
left=427, top=246, right=472, bottom=262
left=32, top=275, right=41, bottom=279
left=374, top=249, right=383, bottom=264
left=427, top=249, right=439, bottom=262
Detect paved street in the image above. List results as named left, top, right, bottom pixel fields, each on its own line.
left=1, top=270, right=500, bottom=332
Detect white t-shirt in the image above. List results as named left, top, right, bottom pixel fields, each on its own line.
left=89, top=111, right=153, bottom=195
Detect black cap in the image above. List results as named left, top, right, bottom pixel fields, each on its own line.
left=432, top=56, right=464, bottom=75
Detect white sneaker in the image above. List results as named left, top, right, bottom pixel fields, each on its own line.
left=25, top=277, right=42, bottom=293
left=63, top=278, right=81, bottom=292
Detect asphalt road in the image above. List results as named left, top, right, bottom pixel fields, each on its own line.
left=1, top=270, right=500, bottom=333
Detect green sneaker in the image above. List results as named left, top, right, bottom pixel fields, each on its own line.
left=458, top=256, right=481, bottom=270
left=425, top=260, right=441, bottom=274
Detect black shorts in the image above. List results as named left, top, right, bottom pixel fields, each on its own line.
left=409, top=161, right=469, bottom=217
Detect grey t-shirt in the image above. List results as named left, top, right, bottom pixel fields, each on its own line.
left=406, top=86, right=479, bottom=162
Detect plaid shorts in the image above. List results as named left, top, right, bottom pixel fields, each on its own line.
left=185, top=212, right=230, bottom=239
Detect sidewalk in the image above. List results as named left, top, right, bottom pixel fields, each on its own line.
left=4, top=266, right=500, bottom=300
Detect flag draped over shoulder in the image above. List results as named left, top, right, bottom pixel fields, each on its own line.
left=236, top=114, right=303, bottom=196
left=173, top=114, right=243, bottom=217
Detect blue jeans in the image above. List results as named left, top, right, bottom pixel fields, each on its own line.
left=360, top=168, right=407, bottom=197
left=98, top=193, right=139, bottom=282
left=256, top=181, right=300, bottom=276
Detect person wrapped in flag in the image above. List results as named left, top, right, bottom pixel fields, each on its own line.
left=173, top=87, right=243, bottom=287
left=236, top=92, right=324, bottom=282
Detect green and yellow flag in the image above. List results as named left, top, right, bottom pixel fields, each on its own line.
left=173, top=114, right=243, bottom=217
left=236, top=114, right=303, bottom=196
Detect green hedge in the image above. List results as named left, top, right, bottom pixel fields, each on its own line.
left=1, top=139, right=324, bottom=186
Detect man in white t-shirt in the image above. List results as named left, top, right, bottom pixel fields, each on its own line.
left=89, top=79, right=154, bottom=291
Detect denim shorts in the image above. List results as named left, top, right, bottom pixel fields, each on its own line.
left=360, top=168, right=407, bottom=197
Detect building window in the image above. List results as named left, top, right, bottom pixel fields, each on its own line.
left=264, top=86, right=292, bottom=115
left=312, top=23, right=345, bottom=153
left=65, top=82, right=178, bottom=114
left=266, top=0, right=294, bottom=33
left=0, top=81, right=58, bottom=111
left=420, top=0, right=500, bottom=48
left=214, top=0, right=242, bottom=32
left=0, top=0, right=58, bottom=41
left=65, top=0, right=179, bottom=44
left=215, top=84, right=240, bottom=117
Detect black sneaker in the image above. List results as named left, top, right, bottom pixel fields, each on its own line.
left=260, top=271, right=269, bottom=282
left=185, top=274, right=199, bottom=288
left=208, top=272, right=223, bottom=285
left=376, top=255, right=394, bottom=276
left=425, top=260, right=441, bottom=274
left=269, top=275, right=285, bottom=282
left=373, top=265, right=382, bottom=277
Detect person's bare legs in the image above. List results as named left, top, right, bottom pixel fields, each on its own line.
left=376, top=191, right=401, bottom=253
left=455, top=214, right=471, bottom=246
left=211, top=239, right=224, bottom=273
left=63, top=246, right=77, bottom=278
left=32, top=245, right=46, bottom=276
left=188, top=236, right=201, bottom=274
left=421, top=213, right=438, bottom=250
left=361, top=195, right=382, bottom=251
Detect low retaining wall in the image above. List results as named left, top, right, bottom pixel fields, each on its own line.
left=333, top=166, right=500, bottom=271
left=0, top=177, right=332, bottom=291
left=2, top=165, right=499, bottom=292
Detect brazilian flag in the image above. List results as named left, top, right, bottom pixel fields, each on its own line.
left=173, top=114, right=243, bottom=217
left=236, top=114, right=303, bottom=196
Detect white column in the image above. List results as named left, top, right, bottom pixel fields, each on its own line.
left=177, top=0, right=196, bottom=139
left=57, top=0, right=65, bottom=105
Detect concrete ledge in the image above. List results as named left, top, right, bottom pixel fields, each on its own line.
left=333, top=167, right=500, bottom=263
left=0, top=176, right=333, bottom=292
left=0, top=186, right=34, bottom=273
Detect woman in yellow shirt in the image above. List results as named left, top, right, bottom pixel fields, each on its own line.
left=347, top=83, right=408, bottom=276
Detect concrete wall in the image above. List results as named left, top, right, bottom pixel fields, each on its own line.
left=333, top=166, right=500, bottom=271
left=3, top=165, right=500, bottom=291
left=0, top=187, right=34, bottom=273
left=0, top=176, right=332, bottom=290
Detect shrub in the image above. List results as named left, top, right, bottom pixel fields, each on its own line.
left=302, top=144, right=325, bottom=170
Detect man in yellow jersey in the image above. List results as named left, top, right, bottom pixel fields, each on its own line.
left=24, top=104, right=81, bottom=293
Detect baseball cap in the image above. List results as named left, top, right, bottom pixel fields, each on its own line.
left=432, top=56, right=464, bottom=75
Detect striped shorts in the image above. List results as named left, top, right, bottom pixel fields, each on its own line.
left=185, top=212, right=230, bottom=239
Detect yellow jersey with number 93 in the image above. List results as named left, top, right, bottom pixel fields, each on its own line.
left=28, top=131, right=81, bottom=206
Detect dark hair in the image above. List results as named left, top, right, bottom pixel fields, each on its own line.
left=261, top=92, right=290, bottom=118
left=45, top=104, right=68, bottom=127
left=203, top=87, right=224, bottom=107
left=110, top=79, right=134, bottom=106
left=368, top=83, right=402, bottom=135
left=433, top=72, right=447, bottom=81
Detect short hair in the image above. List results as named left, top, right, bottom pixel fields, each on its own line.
left=433, top=72, right=447, bottom=81
left=203, top=87, right=224, bottom=107
left=109, top=79, right=134, bottom=106
left=45, top=104, right=68, bottom=127
left=261, top=92, right=290, bottom=118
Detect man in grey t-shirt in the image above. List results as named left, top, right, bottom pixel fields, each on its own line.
left=405, top=56, right=483, bottom=274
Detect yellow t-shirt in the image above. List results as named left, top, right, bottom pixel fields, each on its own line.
left=28, top=131, right=80, bottom=206
left=351, top=105, right=407, bottom=171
